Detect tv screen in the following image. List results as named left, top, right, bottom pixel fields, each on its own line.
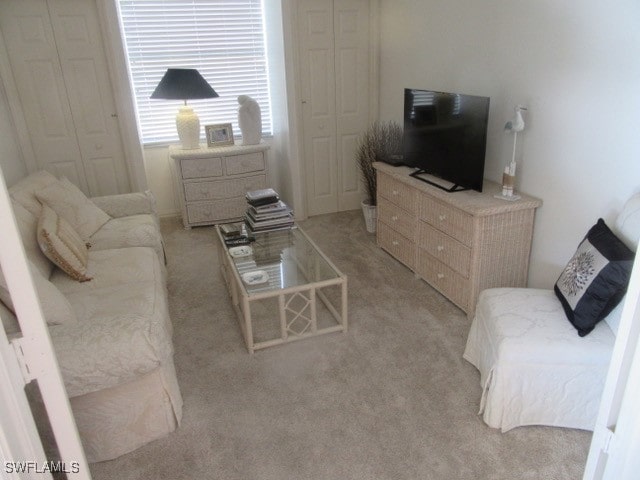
left=403, top=88, right=490, bottom=192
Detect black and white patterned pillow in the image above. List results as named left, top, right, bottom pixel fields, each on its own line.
left=554, top=219, right=635, bottom=336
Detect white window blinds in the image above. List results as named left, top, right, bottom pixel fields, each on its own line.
left=118, top=0, right=272, bottom=145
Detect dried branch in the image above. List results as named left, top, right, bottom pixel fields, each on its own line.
left=356, top=121, right=403, bottom=206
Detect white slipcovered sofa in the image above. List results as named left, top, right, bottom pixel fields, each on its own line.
left=464, top=192, right=640, bottom=432
left=0, top=171, right=182, bottom=462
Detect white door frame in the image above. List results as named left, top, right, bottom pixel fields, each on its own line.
left=583, top=251, right=640, bottom=480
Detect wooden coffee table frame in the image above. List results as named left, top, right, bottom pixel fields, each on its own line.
left=216, top=226, right=348, bottom=354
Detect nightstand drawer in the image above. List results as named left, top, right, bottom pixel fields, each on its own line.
left=418, top=221, right=471, bottom=277
left=420, top=197, right=473, bottom=246
left=377, top=222, right=415, bottom=270
left=416, top=251, right=469, bottom=311
left=378, top=198, right=416, bottom=240
left=187, top=199, right=246, bottom=224
left=378, top=173, right=418, bottom=214
left=181, top=157, right=223, bottom=179
left=224, top=152, right=265, bottom=175
left=185, top=175, right=266, bottom=202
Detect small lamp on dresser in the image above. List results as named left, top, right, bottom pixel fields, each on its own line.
left=151, top=68, right=218, bottom=149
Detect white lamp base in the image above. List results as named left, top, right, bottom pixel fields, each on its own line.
left=176, top=106, right=200, bottom=149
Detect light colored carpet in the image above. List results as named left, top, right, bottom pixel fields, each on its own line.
left=90, top=211, right=591, bottom=480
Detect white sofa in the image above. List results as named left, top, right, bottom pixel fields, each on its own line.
left=464, top=193, right=640, bottom=432
left=0, top=171, right=182, bottom=462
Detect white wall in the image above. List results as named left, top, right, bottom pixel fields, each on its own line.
left=378, top=0, right=640, bottom=287
left=0, top=80, right=26, bottom=187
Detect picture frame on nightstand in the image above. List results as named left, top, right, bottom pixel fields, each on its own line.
left=205, top=123, right=234, bottom=147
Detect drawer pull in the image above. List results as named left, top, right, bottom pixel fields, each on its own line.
left=437, top=273, right=445, bottom=280
left=392, top=190, right=399, bottom=196
left=392, top=240, right=399, bottom=246
left=438, top=214, right=447, bottom=222
left=437, top=245, right=444, bottom=252
left=391, top=215, right=398, bottom=221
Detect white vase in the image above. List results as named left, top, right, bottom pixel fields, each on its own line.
left=361, top=199, right=377, bottom=233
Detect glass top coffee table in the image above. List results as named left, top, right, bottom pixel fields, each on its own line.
left=215, top=225, right=348, bottom=353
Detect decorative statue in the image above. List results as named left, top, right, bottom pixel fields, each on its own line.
left=237, top=95, right=262, bottom=145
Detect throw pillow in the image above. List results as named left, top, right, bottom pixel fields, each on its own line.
left=554, top=219, right=635, bottom=336
left=35, top=177, right=111, bottom=239
left=37, top=204, right=92, bottom=282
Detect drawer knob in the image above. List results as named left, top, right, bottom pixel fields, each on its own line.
left=437, top=245, right=444, bottom=252
left=391, top=215, right=398, bottom=221
left=437, top=273, right=445, bottom=280
left=392, top=190, right=399, bottom=196
left=438, top=214, right=447, bottom=222
left=392, top=240, right=399, bottom=246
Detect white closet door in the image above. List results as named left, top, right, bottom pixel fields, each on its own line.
left=298, top=0, right=370, bottom=216
left=334, top=0, right=370, bottom=211
left=299, top=0, right=338, bottom=216
left=0, top=0, right=130, bottom=196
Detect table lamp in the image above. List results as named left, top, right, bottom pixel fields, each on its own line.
left=151, top=68, right=218, bottom=149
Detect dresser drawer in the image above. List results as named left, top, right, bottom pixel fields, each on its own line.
left=224, top=152, right=265, bottom=175
left=418, top=221, right=471, bottom=277
left=420, top=196, right=473, bottom=246
left=416, top=251, right=470, bottom=312
left=187, top=199, right=246, bottom=224
left=377, top=222, right=415, bottom=270
left=378, top=198, right=416, bottom=240
left=181, top=157, right=223, bottom=179
left=378, top=173, right=418, bottom=214
left=184, top=175, right=266, bottom=202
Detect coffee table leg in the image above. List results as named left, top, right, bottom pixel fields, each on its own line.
left=342, top=278, right=348, bottom=332
left=242, top=295, right=254, bottom=354
left=278, top=294, right=287, bottom=341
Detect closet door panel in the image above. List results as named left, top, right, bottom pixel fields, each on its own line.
left=299, top=0, right=338, bottom=216
left=334, top=0, right=369, bottom=211
left=298, top=0, right=371, bottom=216
left=340, top=133, right=360, bottom=195
left=0, top=0, right=131, bottom=196
left=49, top=0, right=130, bottom=195
left=0, top=0, right=87, bottom=191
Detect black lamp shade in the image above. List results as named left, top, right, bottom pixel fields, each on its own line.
left=150, top=68, right=218, bottom=100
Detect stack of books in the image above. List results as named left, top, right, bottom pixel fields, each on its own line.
left=244, top=188, right=294, bottom=233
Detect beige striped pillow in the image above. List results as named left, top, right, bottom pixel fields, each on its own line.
left=37, top=204, right=92, bottom=282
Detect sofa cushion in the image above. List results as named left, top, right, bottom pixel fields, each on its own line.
left=89, top=214, right=164, bottom=262
left=36, top=177, right=111, bottom=239
left=0, top=261, right=76, bottom=327
left=9, top=170, right=58, bottom=217
left=37, top=204, right=91, bottom=282
left=50, top=247, right=161, bottom=294
left=48, top=246, right=172, bottom=397
left=555, top=219, right=634, bottom=336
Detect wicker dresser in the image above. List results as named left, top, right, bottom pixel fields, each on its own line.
left=169, top=143, right=269, bottom=228
left=374, top=162, right=542, bottom=316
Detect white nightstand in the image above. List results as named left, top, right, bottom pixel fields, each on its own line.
left=169, top=143, right=270, bottom=228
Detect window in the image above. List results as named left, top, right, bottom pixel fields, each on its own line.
left=118, top=0, right=272, bottom=145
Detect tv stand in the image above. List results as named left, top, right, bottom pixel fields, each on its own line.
left=409, top=169, right=469, bottom=192
left=373, top=162, right=542, bottom=317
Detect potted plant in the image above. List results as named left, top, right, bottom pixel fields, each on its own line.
left=356, top=120, right=403, bottom=233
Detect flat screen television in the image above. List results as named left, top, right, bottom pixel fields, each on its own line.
left=403, top=88, right=490, bottom=192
